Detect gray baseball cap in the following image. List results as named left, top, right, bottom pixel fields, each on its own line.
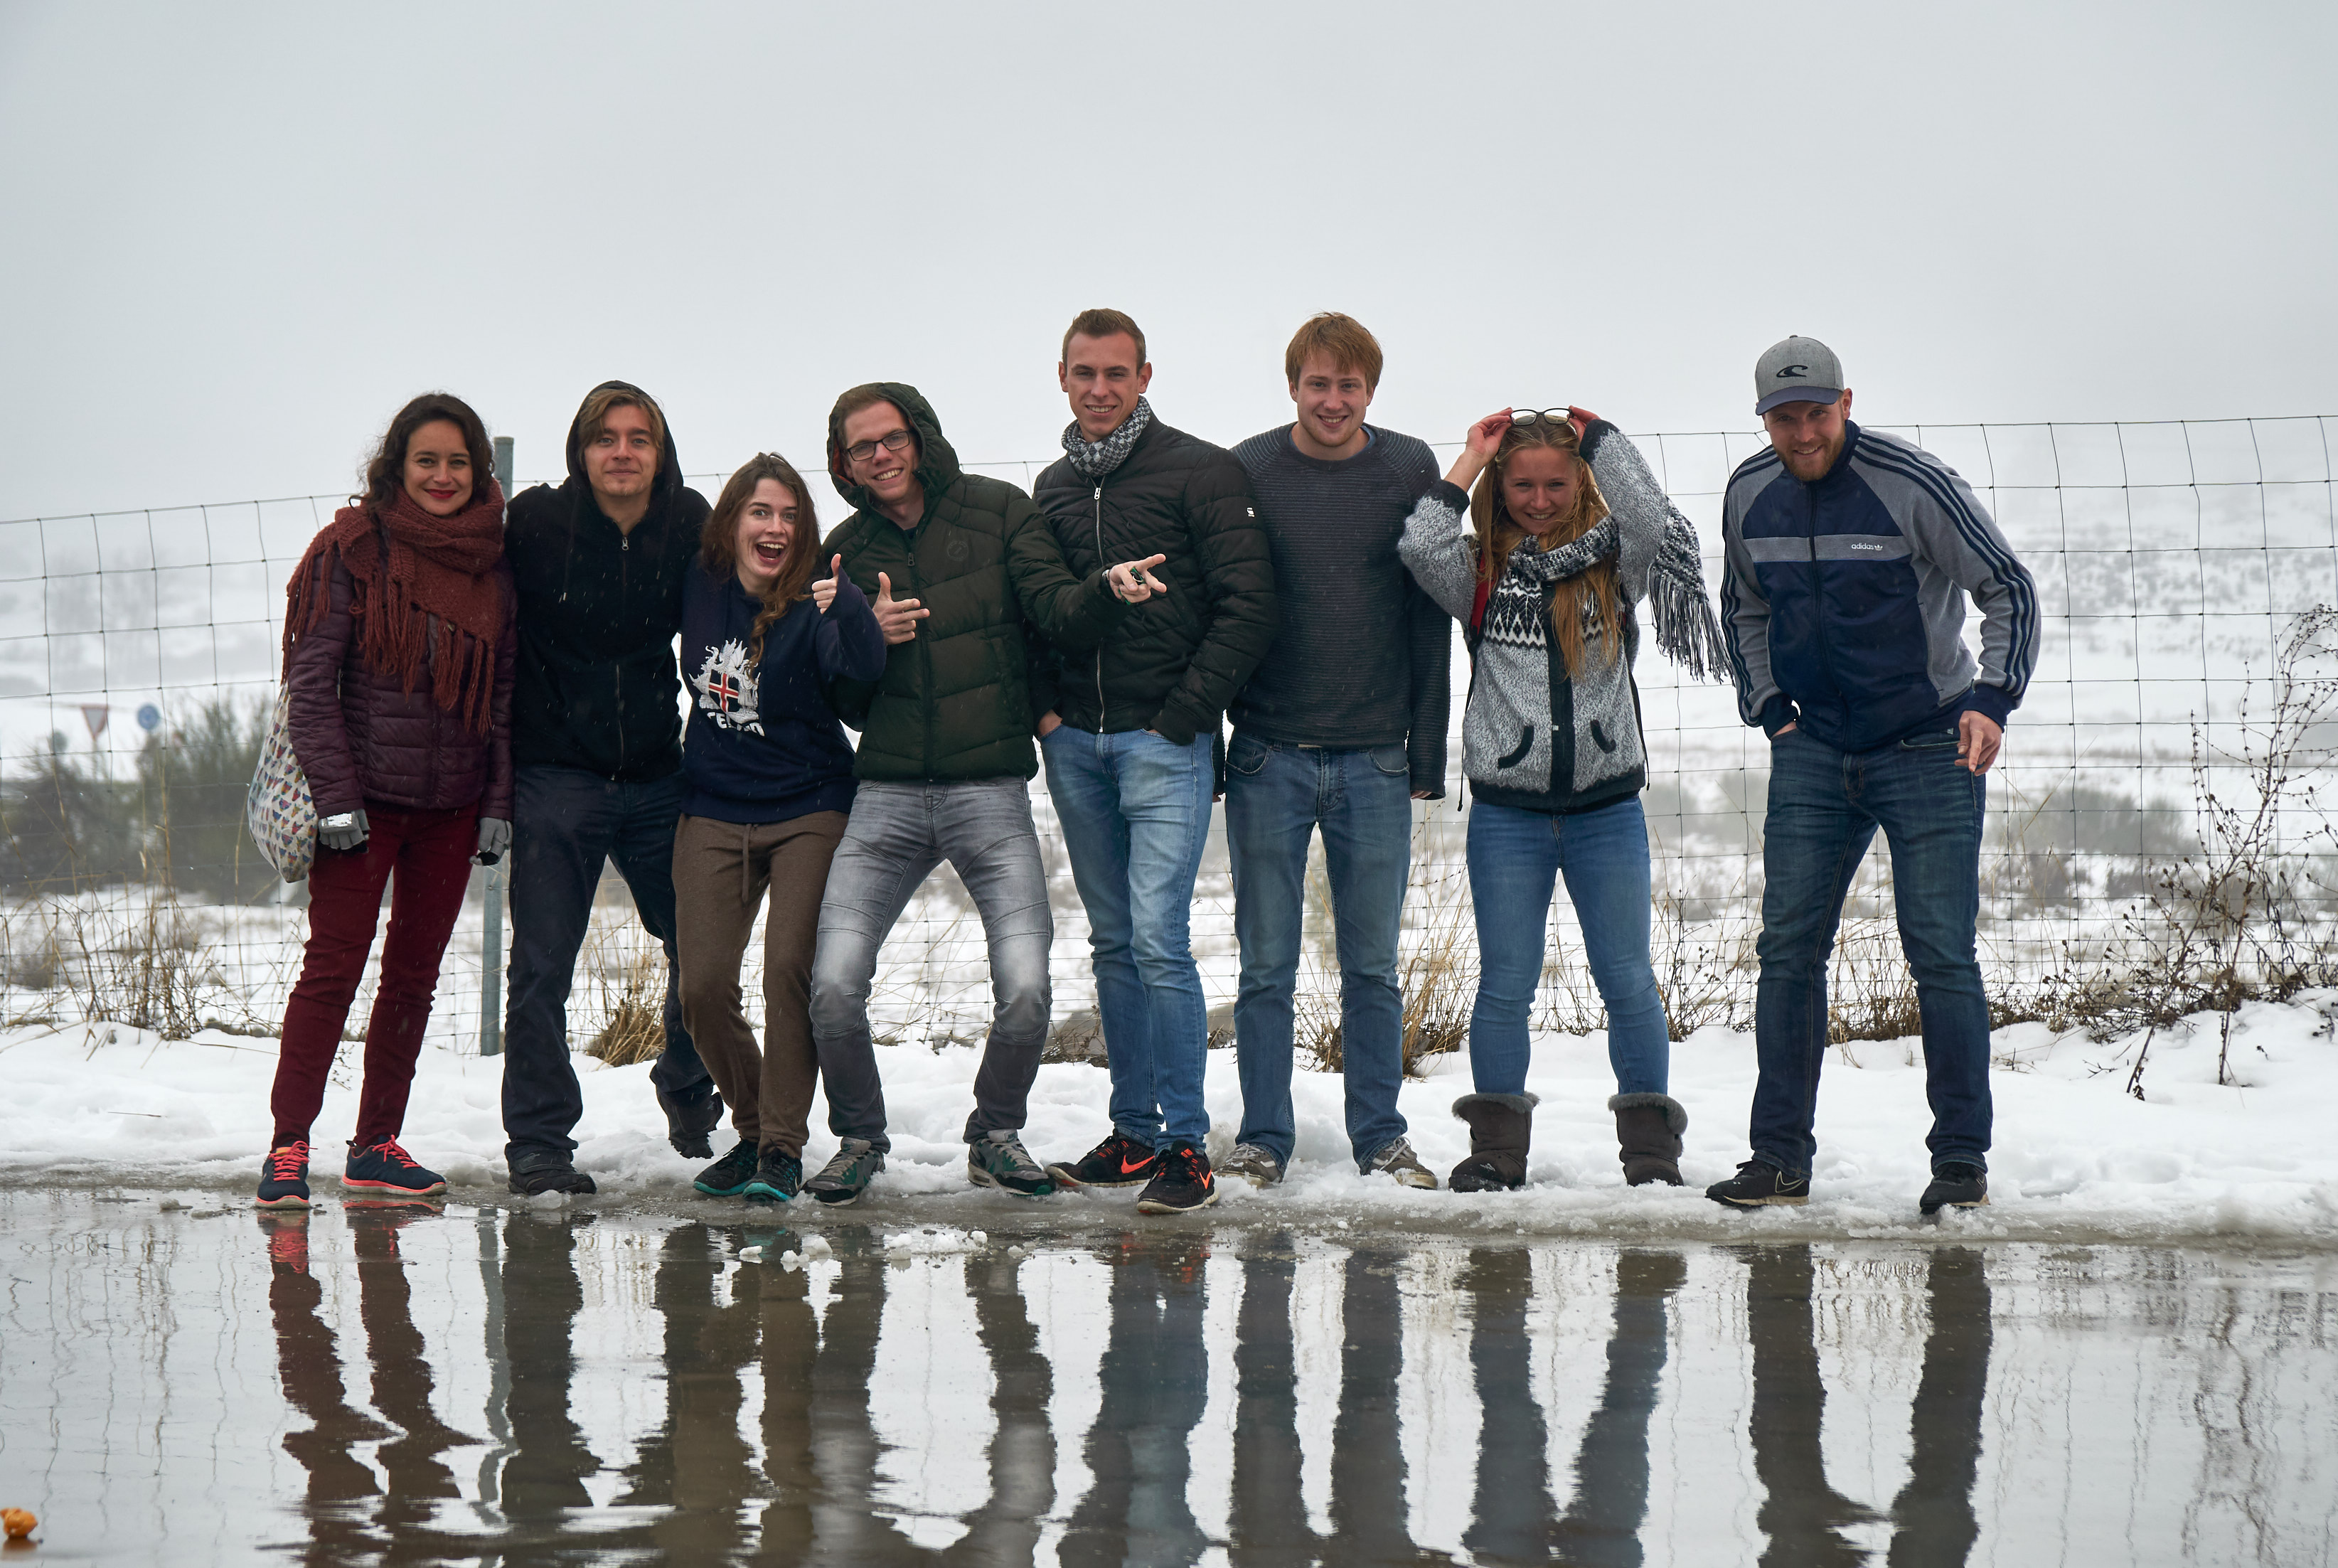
left=1754, top=336, right=1845, bottom=415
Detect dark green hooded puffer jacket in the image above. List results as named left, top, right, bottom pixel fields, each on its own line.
left=821, top=383, right=1126, bottom=782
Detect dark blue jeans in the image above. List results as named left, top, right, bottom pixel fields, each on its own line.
left=1466, top=798, right=1670, bottom=1097
left=1751, top=725, right=1990, bottom=1178
left=1224, top=731, right=1412, bottom=1169
left=1042, top=725, right=1216, bottom=1149
left=502, top=765, right=709, bottom=1164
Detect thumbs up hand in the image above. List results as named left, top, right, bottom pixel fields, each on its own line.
left=872, top=570, right=929, bottom=644
left=812, top=554, right=844, bottom=612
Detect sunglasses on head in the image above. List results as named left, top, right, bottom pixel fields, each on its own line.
left=1509, top=408, right=1579, bottom=428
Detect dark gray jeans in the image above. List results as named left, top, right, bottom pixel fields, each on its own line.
left=808, top=779, right=1052, bottom=1149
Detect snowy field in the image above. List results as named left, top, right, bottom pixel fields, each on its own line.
left=6, top=993, right=2336, bottom=1245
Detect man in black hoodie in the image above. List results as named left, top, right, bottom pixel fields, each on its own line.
left=499, top=381, right=720, bottom=1195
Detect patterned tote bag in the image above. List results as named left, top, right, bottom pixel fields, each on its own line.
left=246, top=684, right=317, bottom=882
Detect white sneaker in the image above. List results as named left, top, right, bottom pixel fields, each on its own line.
left=1218, top=1143, right=1285, bottom=1188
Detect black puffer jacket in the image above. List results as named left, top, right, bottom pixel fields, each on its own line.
left=821, top=383, right=1126, bottom=782
left=1031, top=417, right=1274, bottom=745
left=505, top=381, right=708, bottom=781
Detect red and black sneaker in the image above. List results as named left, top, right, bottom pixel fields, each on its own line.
left=1045, top=1131, right=1162, bottom=1190
left=256, top=1140, right=312, bottom=1209
left=343, top=1138, right=447, bottom=1198
left=1135, top=1141, right=1218, bottom=1215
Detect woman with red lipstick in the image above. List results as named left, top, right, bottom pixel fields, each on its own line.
left=671, top=452, right=885, bottom=1203
left=257, top=392, right=516, bottom=1209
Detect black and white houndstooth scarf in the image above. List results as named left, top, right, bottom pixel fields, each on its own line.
left=1062, top=396, right=1154, bottom=480
left=1504, top=511, right=1727, bottom=681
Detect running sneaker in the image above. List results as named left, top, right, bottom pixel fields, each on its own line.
left=1364, top=1137, right=1438, bottom=1190
left=968, top=1130, right=1056, bottom=1198
left=804, top=1138, right=885, bottom=1207
left=1705, top=1160, right=1811, bottom=1207
left=694, top=1140, right=761, bottom=1198
left=343, top=1138, right=447, bottom=1198
left=256, top=1140, right=312, bottom=1210
left=1136, top=1141, right=1217, bottom=1215
left=743, top=1147, right=804, bottom=1202
left=1045, top=1131, right=1160, bottom=1190
left=508, top=1157, right=596, bottom=1197
left=1217, top=1143, right=1285, bottom=1189
left=1918, top=1163, right=1990, bottom=1215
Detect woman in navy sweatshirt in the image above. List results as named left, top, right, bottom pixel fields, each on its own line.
left=672, top=452, right=885, bottom=1202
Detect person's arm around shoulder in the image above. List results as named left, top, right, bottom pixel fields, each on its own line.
left=1149, top=447, right=1275, bottom=745
left=284, top=549, right=363, bottom=821
left=810, top=553, right=887, bottom=685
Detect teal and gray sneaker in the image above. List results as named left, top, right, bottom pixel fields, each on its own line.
left=968, top=1129, right=1055, bottom=1198
left=804, top=1138, right=885, bottom=1207
left=694, top=1140, right=760, bottom=1197
left=743, top=1147, right=803, bottom=1202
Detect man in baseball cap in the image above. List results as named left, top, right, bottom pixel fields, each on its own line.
left=1710, top=335, right=2041, bottom=1217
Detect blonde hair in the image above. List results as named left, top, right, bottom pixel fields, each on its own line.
left=1469, top=419, right=1621, bottom=678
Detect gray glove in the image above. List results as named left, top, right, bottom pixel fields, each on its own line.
left=319, top=809, right=369, bottom=853
left=476, top=816, right=511, bottom=865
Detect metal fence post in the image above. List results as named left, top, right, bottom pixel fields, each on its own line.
left=481, top=435, right=516, bottom=1057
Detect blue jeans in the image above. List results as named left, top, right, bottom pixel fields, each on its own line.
left=1042, top=725, right=1215, bottom=1149
left=808, top=779, right=1052, bottom=1149
left=1752, top=725, right=1991, bottom=1178
left=502, top=766, right=709, bottom=1164
left=1224, top=732, right=1412, bottom=1168
left=1465, top=798, right=1670, bottom=1097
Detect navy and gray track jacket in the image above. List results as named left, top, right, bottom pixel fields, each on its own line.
left=1719, top=421, right=2039, bottom=753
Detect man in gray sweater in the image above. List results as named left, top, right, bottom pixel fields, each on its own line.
left=1220, top=312, right=1451, bottom=1189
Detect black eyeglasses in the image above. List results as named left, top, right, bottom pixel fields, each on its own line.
left=844, top=428, right=914, bottom=464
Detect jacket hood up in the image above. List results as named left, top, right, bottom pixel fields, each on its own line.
left=825, top=382, right=962, bottom=516
left=563, top=379, right=687, bottom=511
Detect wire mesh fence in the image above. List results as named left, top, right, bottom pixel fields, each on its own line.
left=4, top=415, right=2334, bottom=1065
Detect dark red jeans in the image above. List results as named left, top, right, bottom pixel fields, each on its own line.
left=272, top=803, right=475, bottom=1148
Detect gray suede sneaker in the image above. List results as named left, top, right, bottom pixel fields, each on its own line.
left=968, top=1130, right=1055, bottom=1198
left=804, top=1138, right=885, bottom=1207
left=1364, top=1137, right=1438, bottom=1190
left=1218, top=1143, right=1286, bottom=1188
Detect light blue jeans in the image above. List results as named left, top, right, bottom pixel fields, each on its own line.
left=808, top=779, right=1052, bottom=1149
left=1465, top=797, right=1670, bottom=1097
left=1042, top=725, right=1215, bottom=1149
left=1224, top=731, right=1413, bottom=1169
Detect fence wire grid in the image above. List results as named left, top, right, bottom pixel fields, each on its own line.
left=4, top=415, right=2335, bottom=1062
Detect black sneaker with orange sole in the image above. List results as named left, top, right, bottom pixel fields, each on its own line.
left=1136, top=1141, right=1217, bottom=1215
left=343, top=1138, right=447, bottom=1198
left=1046, top=1131, right=1162, bottom=1190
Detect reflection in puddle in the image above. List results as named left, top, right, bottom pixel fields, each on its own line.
left=1, top=1193, right=2332, bottom=1565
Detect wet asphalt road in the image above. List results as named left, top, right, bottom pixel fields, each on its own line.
left=1, top=1188, right=2333, bottom=1566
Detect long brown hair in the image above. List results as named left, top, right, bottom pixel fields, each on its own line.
left=702, top=453, right=821, bottom=662
left=353, top=392, right=495, bottom=514
left=1469, top=418, right=1622, bottom=677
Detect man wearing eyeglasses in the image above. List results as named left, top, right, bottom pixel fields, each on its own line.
left=1709, top=336, right=2039, bottom=1217
left=800, top=381, right=1162, bottom=1207
left=1217, top=313, right=1451, bottom=1193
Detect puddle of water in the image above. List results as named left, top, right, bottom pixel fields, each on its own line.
left=0, top=1190, right=2332, bottom=1565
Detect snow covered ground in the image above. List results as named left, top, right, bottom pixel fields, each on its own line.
left=6, top=994, right=2336, bottom=1244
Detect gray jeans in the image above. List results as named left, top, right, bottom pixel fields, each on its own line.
left=808, top=779, right=1053, bottom=1148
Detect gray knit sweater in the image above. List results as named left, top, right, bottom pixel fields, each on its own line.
left=1399, top=423, right=1716, bottom=814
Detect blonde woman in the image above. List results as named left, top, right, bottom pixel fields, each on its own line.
left=1399, top=408, right=1723, bottom=1190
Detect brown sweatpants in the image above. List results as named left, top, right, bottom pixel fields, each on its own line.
left=672, top=810, right=848, bottom=1157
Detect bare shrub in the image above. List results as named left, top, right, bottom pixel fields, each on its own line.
left=1296, top=812, right=1476, bottom=1077
left=577, top=919, right=668, bottom=1067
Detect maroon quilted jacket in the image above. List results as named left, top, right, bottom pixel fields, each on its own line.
left=285, top=547, right=517, bottom=820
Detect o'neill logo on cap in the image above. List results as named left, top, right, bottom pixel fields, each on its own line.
left=1776, top=365, right=1810, bottom=379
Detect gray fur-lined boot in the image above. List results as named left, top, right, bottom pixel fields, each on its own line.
left=1450, top=1092, right=1538, bottom=1192
left=1609, top=1092, right=1687, bottom=1186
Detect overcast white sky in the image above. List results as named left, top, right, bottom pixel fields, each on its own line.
left=2, top=1, right=2332, bottom=522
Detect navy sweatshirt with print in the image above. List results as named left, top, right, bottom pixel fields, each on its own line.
left=679, top=564, right=886, bottom=824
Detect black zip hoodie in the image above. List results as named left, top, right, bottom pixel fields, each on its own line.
left=506, top=381, right=709, bottom=780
